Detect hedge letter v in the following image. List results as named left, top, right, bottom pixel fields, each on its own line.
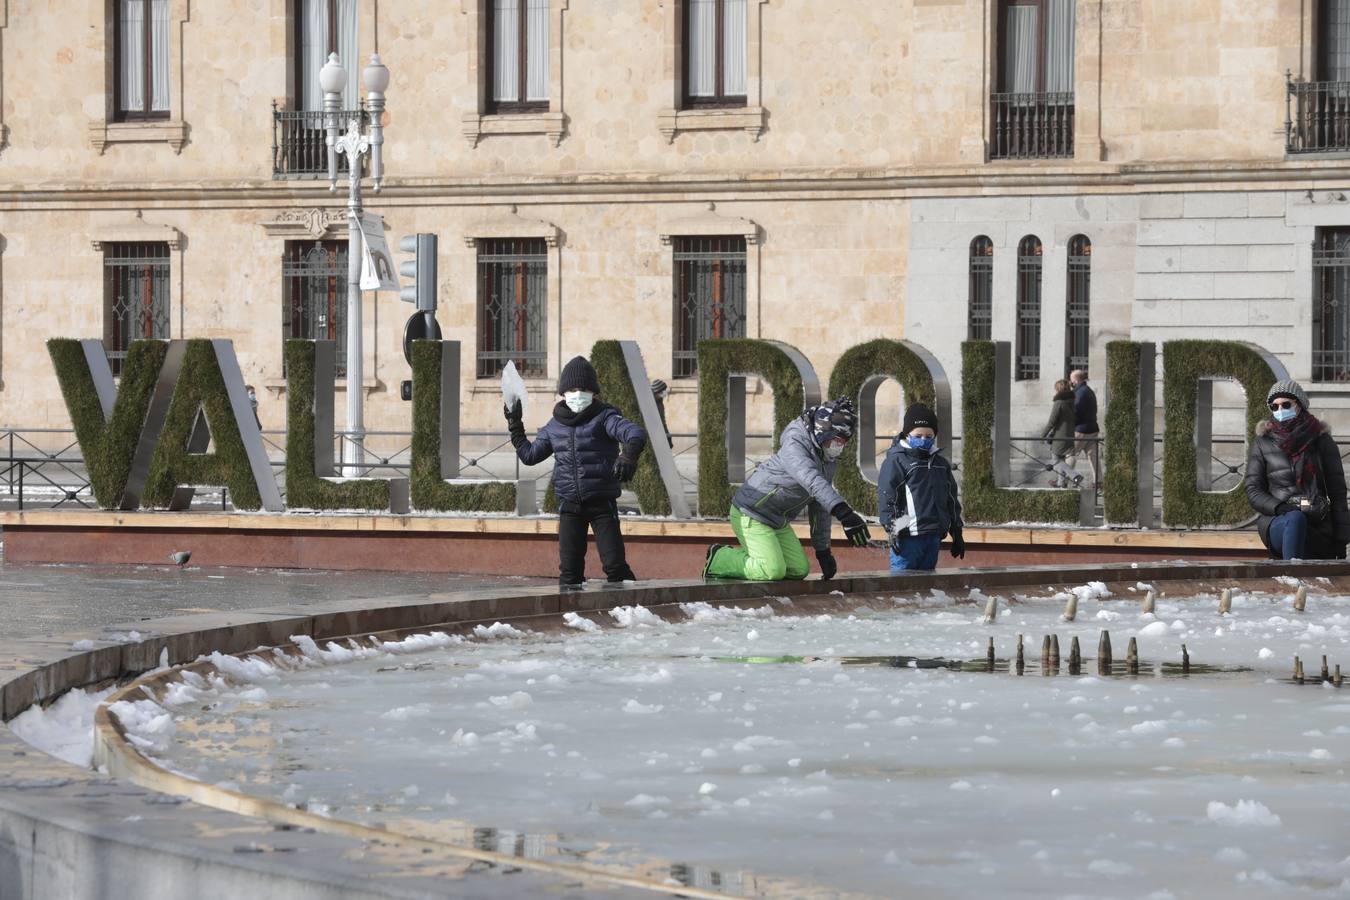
left=47, top=339, right=170, bottom=510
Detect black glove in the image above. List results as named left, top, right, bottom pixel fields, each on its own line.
left=1275, top=500, right=1298, bottom=516
left=504, top=400, right=527, bottom=449
left=949, top=527, right=966, bottom=560
left=831, top=502, right=871, bottom=547
left=889, top=532, right=905, bottom=555
left=816, top=549, right=837, bottom=580
left=613, top=442, right=642, bottom=482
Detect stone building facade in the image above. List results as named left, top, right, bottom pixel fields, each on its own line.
left=1, top=0, right=1349, bottom=452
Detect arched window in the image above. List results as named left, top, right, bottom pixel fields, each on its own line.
left=968, top=236, right=994, bottom=341
left=1065, top=235, right=1091, bottom=377
left=1015, top=236, right=1042, bottom=381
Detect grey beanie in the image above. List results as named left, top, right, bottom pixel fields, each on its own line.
left=1266, top=378, right=1309, bottom=411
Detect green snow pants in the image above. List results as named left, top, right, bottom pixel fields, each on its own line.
left=705, top=505, right=811, bottom=581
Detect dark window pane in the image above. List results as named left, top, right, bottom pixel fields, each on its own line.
left=968, top=236, right=994, bottom=342
left=672, top=235, right=747, bottom=378
left=477, top=238, right=548, bottom=379
left=992, top=0, right=1075, bottom=159
left=1015, top=235, right=1042, bottom=381
left=103, top=242, right=170, bottom=376
left=1314, top=227, right=1350, bottom=381
left=1065, top=234, right=1091, bottom=377
left=282, top=240, right=348, bottom=378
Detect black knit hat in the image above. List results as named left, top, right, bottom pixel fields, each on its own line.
left=902, top=402, right=939, bottom=435
left=558, top=356, right=601, bottom=395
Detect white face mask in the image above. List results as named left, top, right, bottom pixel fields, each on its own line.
left=564, top=390, right=594, bottom=413
left=823, top=442, right=846, bottom=461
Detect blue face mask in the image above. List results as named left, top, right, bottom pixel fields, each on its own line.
left=908, top=436, right=935, bottom=453
left=1273, top=406, right=1297, bottom=423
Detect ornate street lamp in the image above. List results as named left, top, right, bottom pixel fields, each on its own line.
left=322, top=52, right=389, bottom=474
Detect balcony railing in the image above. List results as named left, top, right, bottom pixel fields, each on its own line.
left=990, top=91, right=1075, bottom=160
left=1286, top=74, right=1350, bottom=154
left=272, top=103, right=368, bottom=179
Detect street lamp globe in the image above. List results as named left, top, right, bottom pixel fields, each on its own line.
left=363, top=54, right=390, bottom=94
left=319, top=52, right=346, bottom=95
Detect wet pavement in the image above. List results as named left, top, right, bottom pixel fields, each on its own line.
left=0, top=540, right=548, bottom=640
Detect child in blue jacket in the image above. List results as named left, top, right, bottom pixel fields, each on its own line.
left=878, top=403, right=965, bottom=571
left=505, top=356, right=647, bottom=588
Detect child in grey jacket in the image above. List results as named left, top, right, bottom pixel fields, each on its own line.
left=703, top=398, right=871, bottom=581
left=878, top=403, right=965, bottom=572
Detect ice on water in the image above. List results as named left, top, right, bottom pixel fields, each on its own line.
left=115, top=583, right=1350, bottom=895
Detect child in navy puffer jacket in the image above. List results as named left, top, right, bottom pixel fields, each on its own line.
left=505, top=356, right=647, bottom=588
left=878, top=403, right=965, bottom=572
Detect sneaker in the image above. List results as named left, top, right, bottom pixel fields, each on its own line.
left=559, top=581, right=585, bottom=592
left=703, top=544, right=725, bottom=579
left=1071, top=474, right=1085, bottom=487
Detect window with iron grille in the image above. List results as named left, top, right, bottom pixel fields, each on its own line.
left=992, top=0, right=1075, bottom=159
left=488, top=0, right=549, bottom=112
left=477, top=238, right=548, bottom=379
left=282, top=241, right=347, bottom=377
left=115, top=0, right=171, bottom=121
left=1015, top=235, right=1043, bottom=381
left=683, top=0, right=747, bottom=108
left=1313, top=227, right=1350, bottom=382
left=103, top=242, right=170, bottom=376
left=968, top=236, right=994, bottom=341
left=672, top=236, right=747, bottom=378
left=1064, top=234, right=1091, bottom=377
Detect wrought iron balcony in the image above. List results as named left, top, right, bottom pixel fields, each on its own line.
left=990, top=91, right=1075, bottom=160
left=272, top=102, right=368, bottom=179
left=1286, top=74, right=1350, bottom=154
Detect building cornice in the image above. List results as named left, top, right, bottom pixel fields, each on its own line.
left=5, top=159, right=1350, bottom=206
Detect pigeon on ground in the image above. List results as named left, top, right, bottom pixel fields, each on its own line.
left=169, top=550, right=192, bottom=567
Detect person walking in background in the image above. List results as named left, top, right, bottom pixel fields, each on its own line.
left=703, top=398, right=871, bottom=582
left=1043, top=379, right=1082, bottom=488
left=506, top=356, right=648, bottom=588
left=1244, top=379, right=1350, bottom=560
left=1069, top=369, right=1099, bottom=486
left=878, top=403, right=964, bottom=572
left=245, top=384, right=262, bottom=430
left=650, top=379, right=674, bottom=448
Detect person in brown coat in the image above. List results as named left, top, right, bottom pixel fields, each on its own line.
left=1042, top=379, right=1082, bottom=488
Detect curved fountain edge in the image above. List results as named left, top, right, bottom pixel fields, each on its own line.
left=4, top=560, right=1348, bottom=899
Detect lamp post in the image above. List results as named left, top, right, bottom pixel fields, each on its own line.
left=322, top=52, right=389, bottom=475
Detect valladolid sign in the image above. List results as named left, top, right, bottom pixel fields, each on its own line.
left=47, top=336, right=1287, bottom=529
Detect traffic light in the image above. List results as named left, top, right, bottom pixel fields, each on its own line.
left=399, top=233, right=438, bottom=311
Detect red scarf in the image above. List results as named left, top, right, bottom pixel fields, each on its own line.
left=1268, top=413, right=1324, bottom=493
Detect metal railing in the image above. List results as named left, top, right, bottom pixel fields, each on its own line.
left=1286, top=74, right=1350, bottom=154
left=990, top=91, right=1074, bottom=160
left=272, top=103, right=368, bottom=178
left=0, top=426, right=1290, bottom=530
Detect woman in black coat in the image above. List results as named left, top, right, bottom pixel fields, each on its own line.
left=1244, top=379, right=1350, bottom=560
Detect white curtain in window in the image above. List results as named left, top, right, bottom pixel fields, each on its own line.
left=1002, top=4, right=1038, bottom=94
left=722, top=0, right=746, bottom=96
left=687, top=0, right=716, bottom=97
left=493, top=0, right=520, bottom=102
left=1044, top=0, right=1075, bottom=94
left=301, top=0, right=359, bottom=111
left=150, top=0, right=170, bottom=111
left=526, top=0, right=549, bottom=102
left=301, top=0, right=328, bottom=110
left=337, top=0, right=359, bottom=107
left=119, top=0, right=145, bottom=113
